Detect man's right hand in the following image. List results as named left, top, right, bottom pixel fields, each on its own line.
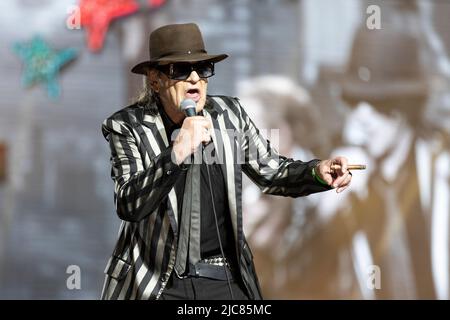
left=172, top=116, right=212, bottom=165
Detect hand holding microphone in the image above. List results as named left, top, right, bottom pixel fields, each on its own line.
left=172, top=99, right=212, bottom=165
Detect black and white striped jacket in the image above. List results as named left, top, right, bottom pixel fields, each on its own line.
left=100, top=95, right=330, bottom=299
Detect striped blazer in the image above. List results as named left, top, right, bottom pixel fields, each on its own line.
left=100, top=95, right=330, bottom=300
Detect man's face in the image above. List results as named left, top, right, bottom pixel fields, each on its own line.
left=343, top=101, right=401, bottom=158
left=150, top=64, right=209, bottom=115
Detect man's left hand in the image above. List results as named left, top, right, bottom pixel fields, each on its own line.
left=316, top=156, right=352, bottom=193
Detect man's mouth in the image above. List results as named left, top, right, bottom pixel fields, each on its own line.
left=186, top=88, right=200, bottom=101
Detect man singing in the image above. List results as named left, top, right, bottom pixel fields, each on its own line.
left=100, top=23, right=352, bottom=300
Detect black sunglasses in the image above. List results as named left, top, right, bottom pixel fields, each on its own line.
left=156, top=61, right=215, bottom=80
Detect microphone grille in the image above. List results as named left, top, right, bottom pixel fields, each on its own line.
left=180, top=99, right=196, bottom=111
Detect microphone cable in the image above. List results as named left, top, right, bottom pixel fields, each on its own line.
left=200, top=109, right=235, bottom=300
left=204, top=157, right=235, bottom=300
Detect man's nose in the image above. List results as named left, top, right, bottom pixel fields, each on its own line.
left=186, top=70, right=200, bottom=82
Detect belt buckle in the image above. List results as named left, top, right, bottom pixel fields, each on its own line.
left=194, top=262, right=233, bottom=281
left=201, top=256, right=229, bottom=267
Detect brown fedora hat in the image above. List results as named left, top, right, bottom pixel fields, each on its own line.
left=341, top=27, right=429, bottom=105
left=131, top=23, right=228, bottom=75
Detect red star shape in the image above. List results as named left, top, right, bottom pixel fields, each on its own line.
left=147, top=0, right=166, bottom=7
left=80, top=0, right=140, bottom=52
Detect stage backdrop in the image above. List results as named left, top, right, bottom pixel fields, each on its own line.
left=0, top=0, right=449, bottom=299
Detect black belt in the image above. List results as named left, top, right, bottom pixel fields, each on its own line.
left=186, top=262, right=234, bottom=281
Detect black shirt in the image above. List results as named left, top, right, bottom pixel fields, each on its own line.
left=157, top=102, right=235, bottom=259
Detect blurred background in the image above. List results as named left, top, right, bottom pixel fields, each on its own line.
left=0, top=0, right=449, bottom=299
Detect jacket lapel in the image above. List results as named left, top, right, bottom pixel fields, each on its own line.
left=141, top=105, right=179, bottom=237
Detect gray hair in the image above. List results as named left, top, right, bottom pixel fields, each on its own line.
left=133, top=73, right=158, bottom=115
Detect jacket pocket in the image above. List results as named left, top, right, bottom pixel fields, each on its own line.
left=239, top=239, right=263, bottom=300
left=104, top=256, right=132, bottom=281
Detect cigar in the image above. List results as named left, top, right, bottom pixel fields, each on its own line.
left=331, top=164, right=366, bottom=171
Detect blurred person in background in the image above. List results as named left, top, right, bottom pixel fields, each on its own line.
left=238, top=76, right=327, bottom=296
left=99, top=23, right=353, bottom=300
left=312, top=20, right=449, bottom=299
left=251, top=1, right=450, bottom=300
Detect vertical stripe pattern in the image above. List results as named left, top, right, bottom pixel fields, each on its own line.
left=101, top=96, right=330, bottom=299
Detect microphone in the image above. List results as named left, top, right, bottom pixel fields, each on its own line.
left=180, top=98, right=197, bottom=117
left=180, top=99, right=212, bottom=152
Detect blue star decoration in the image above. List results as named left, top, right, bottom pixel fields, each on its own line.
left=13, top=36, right=78, bottom=99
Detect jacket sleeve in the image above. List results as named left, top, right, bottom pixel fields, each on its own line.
left=236, top=98, right=332, bottom=197
left=102, top=117, right=184, bottom=222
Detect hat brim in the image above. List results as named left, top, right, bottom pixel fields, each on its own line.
left=131, top=53, right=228, bottom=75
left=340, top=77, right=429, bottom=105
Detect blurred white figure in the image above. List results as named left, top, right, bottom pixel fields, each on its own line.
left=322, top=18, right=450, bottom=298
left=238, top=76, right=325, bottom=295
left=239, top=1, right=450, bottom=300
